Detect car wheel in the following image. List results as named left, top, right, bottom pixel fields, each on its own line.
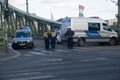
left=78, top=38, right=85, bottom=47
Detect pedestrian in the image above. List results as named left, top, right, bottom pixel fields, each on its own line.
left=43, top=30, right=50, bottom=50
left=50, top=29, right=57, bottom=49
left=65, top=27, right=74, bottom=49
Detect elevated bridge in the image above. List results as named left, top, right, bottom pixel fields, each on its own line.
left=0, top=0, right=61, bottom=37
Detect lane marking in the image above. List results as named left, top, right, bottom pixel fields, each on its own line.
left=10, top=75, right=55, bottom=80
left=0, top=69, right=41, bottom=74
left=23, top=54, right=32, bottom=56
left=42, top=58, right=63, bottom=62
left=54, top=49, right=69, bottom=52
left=41, top=50, right=56, bottom=53
left=37, top=58, right=109, bottom=65
left=74, top=46, right=120, bottom=51
left=29, top=52, right=46, bottom=55
left=80, top=58, right=108, bottom=62
left=0, top=72, right=41, bottom=77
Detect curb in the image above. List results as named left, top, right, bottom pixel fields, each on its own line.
left=0, top=48, right=21, bottom=61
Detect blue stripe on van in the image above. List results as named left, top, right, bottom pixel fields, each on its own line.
left=84, top=30, right=101, bottom=38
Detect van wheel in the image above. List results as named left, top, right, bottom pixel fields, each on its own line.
left=78, top=38, right=85, bottom=47
left=109, top=38, right=116, bottom=46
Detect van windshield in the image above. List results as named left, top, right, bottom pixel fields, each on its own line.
left=15, top=32, right=31, bottom=38
left=102, top=23, right=111, bottom=31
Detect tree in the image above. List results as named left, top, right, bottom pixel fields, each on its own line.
left=110, top=0, right=120, bottom=38
left=117, top=0, right=120, bottom=38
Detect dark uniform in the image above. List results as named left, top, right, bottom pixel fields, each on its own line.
left=65, top=28, right=74, bottom=49
left=50, top=30, right=57, bottom=49
left=43, top=31, right=50, bottom=49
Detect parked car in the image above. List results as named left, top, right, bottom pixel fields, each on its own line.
left=12, top=27, right=34, bottom=49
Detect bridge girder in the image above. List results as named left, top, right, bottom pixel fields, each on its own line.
left=0, top=0, right=61, bottom=37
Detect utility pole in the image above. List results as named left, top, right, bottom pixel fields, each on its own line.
left=4, top=0, right=9, bottom=53
left=26, top=0, right=29, bottom=14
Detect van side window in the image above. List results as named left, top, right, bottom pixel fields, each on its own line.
left=88, top=23, right=100, bottom=31
left=102, top=23, right=111, bottom=31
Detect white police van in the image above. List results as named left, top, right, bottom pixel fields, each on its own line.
left=61, top=17, right=118, bottom=46
left=12, top=26, right=34, bottom=49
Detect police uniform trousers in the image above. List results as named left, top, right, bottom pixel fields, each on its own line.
left=51, top=37, right=56, bottom=49
left=67, top=37, right=73, bottom=49
left=44, top=38, right=50, bottom=49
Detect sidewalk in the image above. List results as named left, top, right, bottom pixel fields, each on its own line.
left=0, top=48, right=17, bottom=60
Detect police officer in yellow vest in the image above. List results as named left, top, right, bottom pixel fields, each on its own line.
left=50, top=29, right=57, bottom=49
left=43, top=30, right=50, bottom=50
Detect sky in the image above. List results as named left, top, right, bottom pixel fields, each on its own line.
left=9, top=0, right=118, bottom=20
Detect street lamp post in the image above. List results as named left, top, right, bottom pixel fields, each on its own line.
left=4, top=0, right=9, bottom=53
left=26, top=0, right=29, bottom=13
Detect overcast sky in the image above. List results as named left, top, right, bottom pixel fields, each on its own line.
left=9, top=0, right=118, bottom=20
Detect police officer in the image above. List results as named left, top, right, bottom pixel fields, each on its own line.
left=50, top=29, right=57, bottom=49
left=65, top=27, right=74, bottom=49
left=43, top=30, right=50, bottom=50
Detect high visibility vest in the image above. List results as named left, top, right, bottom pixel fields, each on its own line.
left=51, top=32, right=56, bottom=37
left=43, top=32, right=48, bottom=38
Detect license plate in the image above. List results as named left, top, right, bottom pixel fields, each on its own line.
left=19, top=44, right=25, bottom=46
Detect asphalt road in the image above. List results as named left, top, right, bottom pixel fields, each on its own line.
left=0, top=39, right=120, bottom=80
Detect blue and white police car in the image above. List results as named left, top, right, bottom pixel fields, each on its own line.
left=12, top=26, right=34, bottom=49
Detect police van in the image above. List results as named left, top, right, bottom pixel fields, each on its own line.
left=12, top=26, right=34, bottom=49
left=61, top=17, right=118, bottom=46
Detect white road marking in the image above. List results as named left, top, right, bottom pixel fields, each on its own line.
left=43, top=58, right=63, bottom=62
left=0, top=72, right=41, bottom=77
left=41, top=50, right=56, bottom=53
left=74, top=46, right=120, bottom=51
left=11, top=75, right=55, bottom=80
left=80, top=58, right=108, bottom=62
left=29, top=52, right=46, bottom=55
left=54, top=49, right=69, bottom=52
left=39, top=61, right=72, bottom=66
left=1, top=69, right=40, bottom=74
left=23, top=54, right=32, bottom=56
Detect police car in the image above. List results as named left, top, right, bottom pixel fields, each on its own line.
left=12, top=26, right=34, bottom=49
